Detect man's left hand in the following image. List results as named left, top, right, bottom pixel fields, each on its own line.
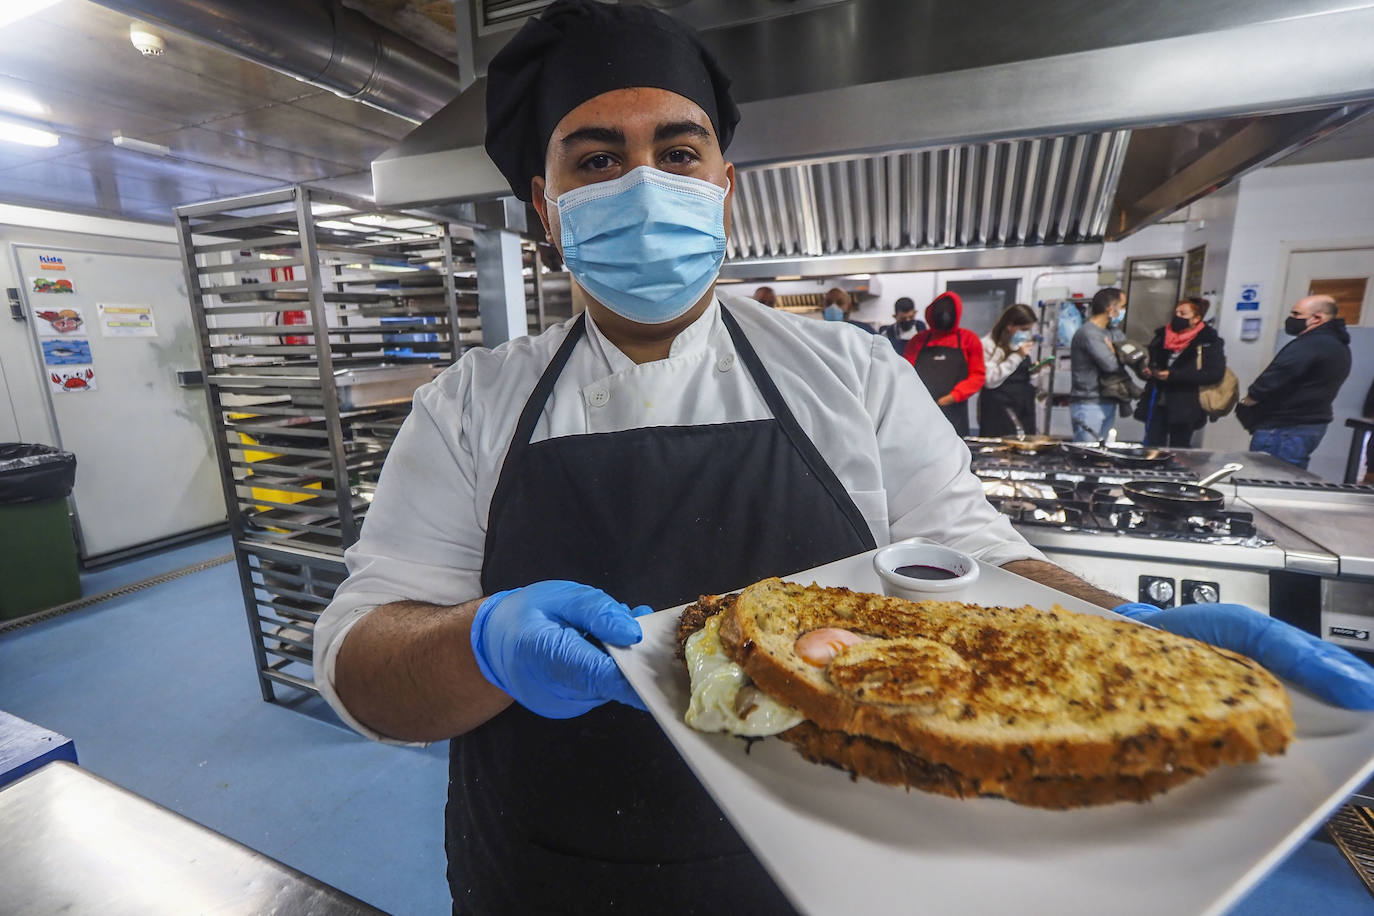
left=1114, top=602, right=1374, bottom=709
left=937, top=394, right=955, bottom=407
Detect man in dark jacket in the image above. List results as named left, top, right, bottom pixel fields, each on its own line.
left=1134, top=296, right=1226, bottom=447
left=878, top=297, right=925, bottom=354
left=1238, top=295, right=1352, bottom=469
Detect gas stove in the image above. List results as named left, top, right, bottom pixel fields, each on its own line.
left=969, top=442, right=1285, bottom=609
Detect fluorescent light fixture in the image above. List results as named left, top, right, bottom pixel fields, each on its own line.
left=0, top=87, right=46, bottom=117
left=0, top=117, right=58, bottom=148
left=0, top=0, right=62, bottom=30
left=112, top=134, right=169, bottom=157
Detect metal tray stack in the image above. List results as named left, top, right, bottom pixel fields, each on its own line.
left=173, top=186, right=549, bottom=702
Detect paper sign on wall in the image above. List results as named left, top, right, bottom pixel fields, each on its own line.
left=1236, top=283, right=1261, bottom=312
left=97, top=303, right=157, bottom=338
left=38, top=254, right=66, bottom=270
left=41, top=339, right=93, bottom=365
left=31, top=276, right=75, bottom=294
left=33, top=306, right=85, bottom=336
left=48, top=366, right=97, bottom=394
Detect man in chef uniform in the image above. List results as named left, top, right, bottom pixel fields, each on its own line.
left=314, top=3, right=1374, bottom=913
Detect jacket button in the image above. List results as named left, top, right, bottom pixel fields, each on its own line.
left=586, top=386, right=610, bottom=407
left=716, top=352, right=735, bottom=373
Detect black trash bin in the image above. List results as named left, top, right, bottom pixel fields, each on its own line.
left=0, top=443, right=80, bottom=619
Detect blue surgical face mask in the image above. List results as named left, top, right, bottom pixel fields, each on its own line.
left=1010, top=329, right=1033, bottom=348
left=1109, top=308, right=1125, bottom=328
left=547, top=166, right=729, bottom=325
left=823, top=305, right=845, bottom=321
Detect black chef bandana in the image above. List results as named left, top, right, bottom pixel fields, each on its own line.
left=484, top=0, right=741, bottom=202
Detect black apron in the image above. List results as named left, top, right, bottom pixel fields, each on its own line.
left=911, top=338, right=971, bottom=436
left=977, top=354, right=1036, bottom=438
left=448, top=306, right=877, bottom=915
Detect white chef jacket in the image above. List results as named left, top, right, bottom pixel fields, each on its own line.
left=314, top=293, right=1045, bottom=742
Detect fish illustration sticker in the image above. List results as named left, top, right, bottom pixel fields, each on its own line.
left=48, top=366, right=97, bottom=394
left=34, top=306, right=85, bottom=336
left=32, top=276, right=75, bottom=294
left=42, top=339, right=93, bottom=365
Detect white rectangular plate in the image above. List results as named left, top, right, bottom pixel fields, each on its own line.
left=607, top=549, right=1374, bottom=916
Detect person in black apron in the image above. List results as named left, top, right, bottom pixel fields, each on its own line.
left=455, top=3, right=876, bottom=911
left=903, top=292, right=986, bottom=437
left=977, top=303, right=1040, bottom=438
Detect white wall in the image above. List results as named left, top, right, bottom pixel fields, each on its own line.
left=0, top=205, right=182, bottom=444
left=1205, top=158, right=1374, bottom=455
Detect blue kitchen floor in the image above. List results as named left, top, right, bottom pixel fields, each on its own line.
left=1, top=536, right=1370, bottom=915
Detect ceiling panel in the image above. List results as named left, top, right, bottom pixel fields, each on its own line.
left=197, top=104, right=399, bottom=169
left=0, top=3, right=279, bottom=127
left=0, top=170, right=168, bottom=222
left=0, top=136, right=101, bottom=171
left=0, top=75, right=183, bottom=142
left=142, top=125, right=358, bottom=183
left=2, top=159, right=216, bottom=208
left=291, top=90, right=418, bottom=140
left=39, top=145, right=287, bottom=196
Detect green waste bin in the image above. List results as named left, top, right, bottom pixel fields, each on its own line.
left=0, top=443, right=80, bottom=620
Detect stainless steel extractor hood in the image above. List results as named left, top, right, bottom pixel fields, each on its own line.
left=373, top=0, right=1374, bottom=275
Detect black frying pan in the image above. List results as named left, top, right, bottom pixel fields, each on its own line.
left=1061, top=442, right=1174, bottom=468
left=1120, top=463, right=1243, bottom=514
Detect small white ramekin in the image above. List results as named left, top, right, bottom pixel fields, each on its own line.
left=872, top=540, right=980, bottom=599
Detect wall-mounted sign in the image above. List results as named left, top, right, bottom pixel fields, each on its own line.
left=31, top=276, right=74, bottom=294
left=48, top=366, right=97, bottom=394
left=97, top=303, right=157, bottom=338
left=34, top=306, right=85, bottom=336
left=41, top=339, right=92, bottom=365
left=1236, top=282, right=1261, bottom=312
left=38, top=254, right=66, bottom=270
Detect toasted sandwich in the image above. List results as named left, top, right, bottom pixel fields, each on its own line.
left=678, top=578, right=1294, bottom=809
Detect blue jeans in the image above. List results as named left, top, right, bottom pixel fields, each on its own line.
left=1250, top=424, right=1327, bottom=470
left=1070, top=399, right=1115, bottom=443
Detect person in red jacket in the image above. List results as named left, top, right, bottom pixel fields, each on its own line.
left=903, top=291, right=986, bottom=436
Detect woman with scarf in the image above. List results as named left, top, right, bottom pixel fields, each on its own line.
left=1134, top=296, right=1226, bottom=447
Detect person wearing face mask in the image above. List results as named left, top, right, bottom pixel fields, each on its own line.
left=1133, top=297, right=1226, bottom=448
left=903, top=292, right=986, bottom=436
left=307, top=5, right=1374, bottom=912
left=822, top=287, right=875, bottom=332
left=877, top=296, right=925, bottom=354
left=978, top=303, right=1042, bottom=437
left=1068, top=287, right=1129, bottom=442
left=1237, top=295, right=1351, bottom=469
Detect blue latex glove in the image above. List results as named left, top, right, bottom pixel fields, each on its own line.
left=1114, top=602, right=1374, bottom=710
left=471, top=581, right=652, bottom=718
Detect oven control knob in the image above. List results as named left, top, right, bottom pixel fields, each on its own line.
left=1146, top=579, right=1175, bottom=605
left=1189, top=583, right=1219, bottom=604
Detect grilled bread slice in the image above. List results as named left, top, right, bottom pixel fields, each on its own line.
left=718, top=579, right=1293, bottom=785
left=778, top=721, right=1200, bottom=808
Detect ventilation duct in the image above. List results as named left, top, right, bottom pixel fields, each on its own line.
left=91, top=0, right=462, bottom=122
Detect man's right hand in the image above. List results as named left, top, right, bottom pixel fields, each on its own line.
left=471, top=581, right=652, bottom=718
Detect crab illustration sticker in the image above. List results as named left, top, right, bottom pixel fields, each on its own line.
left=48, top=366, right=98, bottom=394
left=42, top=339, right=93, bottom=366
left=34, top=306, right=85, bottom=336
left=31, top=276, right=75, bottom=294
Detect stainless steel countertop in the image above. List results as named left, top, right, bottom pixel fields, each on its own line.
left=1, top=763, right=383, bottom=916
left=1236, top=485, right=1374, bottom=579
left=1168, top=447, right=1326, bottom=485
